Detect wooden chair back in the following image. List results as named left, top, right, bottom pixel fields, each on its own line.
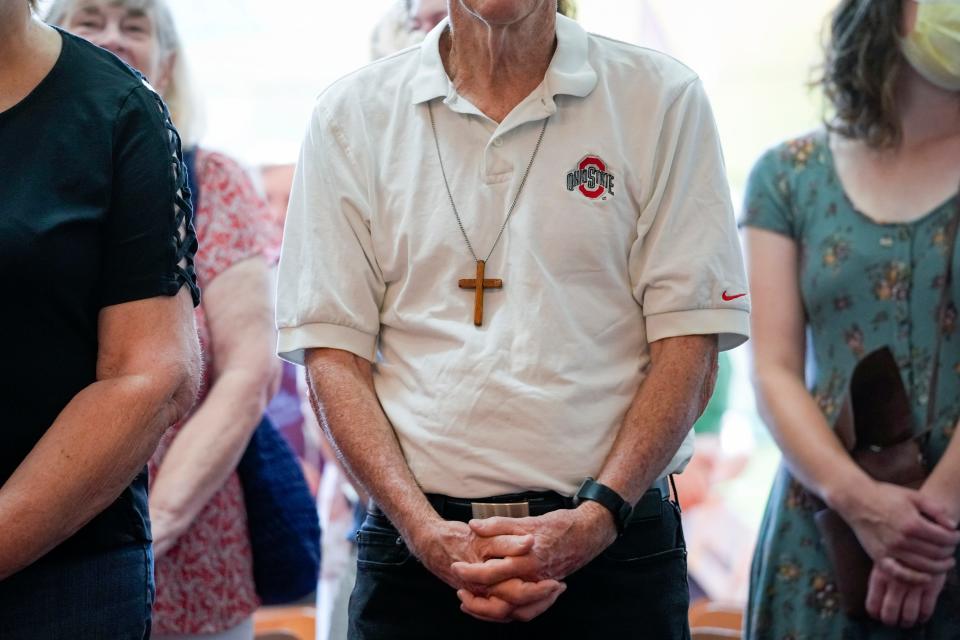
left=253, top=606, right=316, bottom=640
left=691, top=628, right=741, bottom=640
left=688, top=599, right=743, bottom=630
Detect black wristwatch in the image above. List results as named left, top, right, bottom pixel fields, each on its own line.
left=573, top=477, right=632, bottom=536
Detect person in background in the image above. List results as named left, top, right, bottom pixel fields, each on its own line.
left=370, top=0, right=446, bottom=59
left=49, top=1, right=282, bottom=638
left=261, top=163, right=297, bottom=231
left=259, top=162, right=321, bottom=491
left=744, top=0, right=960, bottom=636
left=261, top=163, right=317, bottom=481
left=260, top=163, right=310, bottom=461
left=408, top=0, right=448, bottom=33
left=259, top=160, right=355, bottom=640
left=0, top=0, right=201, bottom=637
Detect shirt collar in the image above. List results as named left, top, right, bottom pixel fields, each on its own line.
left=410, top=14, right=597, bottom=106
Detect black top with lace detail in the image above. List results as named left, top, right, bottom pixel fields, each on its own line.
left=0, top=28, right=199, bottom=557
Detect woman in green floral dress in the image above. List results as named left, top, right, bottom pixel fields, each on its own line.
left=743, top=0, right=960, bottom=637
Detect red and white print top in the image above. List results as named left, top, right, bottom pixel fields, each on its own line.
left=149, top=149, right=277, bottom=635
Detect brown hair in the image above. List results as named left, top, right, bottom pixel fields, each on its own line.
left=818, top=0, right=904, bottom=149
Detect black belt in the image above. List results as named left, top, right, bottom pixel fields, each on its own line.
left=369, top=477, right=672, bottom=524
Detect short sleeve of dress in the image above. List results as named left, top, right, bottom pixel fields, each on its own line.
left=740, top=143, right=799, bottom=239
left=192, top=151, right=275, bottom=288
left=101, top=82, right=200, bottom=308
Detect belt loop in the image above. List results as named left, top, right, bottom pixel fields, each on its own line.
left=668, top=474, right=681, bottom=512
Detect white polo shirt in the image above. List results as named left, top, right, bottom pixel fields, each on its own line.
left=276, top=15, right=750, bottom=498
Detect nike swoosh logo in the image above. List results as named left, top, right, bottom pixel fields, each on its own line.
left=722, top=291, right=747, bottom=302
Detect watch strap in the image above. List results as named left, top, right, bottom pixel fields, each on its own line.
left=573, top=477, right=632, bottom=535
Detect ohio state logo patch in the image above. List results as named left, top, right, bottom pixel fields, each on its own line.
left=566, top=155, right=615, bottom=199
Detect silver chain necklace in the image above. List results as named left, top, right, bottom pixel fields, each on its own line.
left=428, top=101, right=549, bottom=262
left=427, top=101, right=549, bottom=325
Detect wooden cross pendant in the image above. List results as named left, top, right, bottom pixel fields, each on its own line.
left=458, top=260, right=502, bottom=326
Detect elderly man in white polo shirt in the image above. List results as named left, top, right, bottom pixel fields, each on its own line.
left=277, top=0, right=749, bottom=636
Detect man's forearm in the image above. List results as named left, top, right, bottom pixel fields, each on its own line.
left=596, top=334, right=719, bottom=505
left=453, top=336, right=720, bottom=614
left=0, top=370, right=194, bottom=580
left=304, top=348, right=440, bottom=543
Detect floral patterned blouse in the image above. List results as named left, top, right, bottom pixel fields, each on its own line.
left=742, top=131, right=960, bottom=639
left=149, top=149, right=276, bottom=635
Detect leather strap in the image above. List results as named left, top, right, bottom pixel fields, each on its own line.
left=369, top=478, right=672, bottom=525
left=574, top=478, right=632, bottom=535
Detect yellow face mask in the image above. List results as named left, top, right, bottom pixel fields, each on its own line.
left=901, top=0, right=960, bottom=91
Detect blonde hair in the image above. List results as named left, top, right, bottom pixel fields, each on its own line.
left=46, top=0, right=203, bottom=147
left=557, top=0, right=577, bottom=19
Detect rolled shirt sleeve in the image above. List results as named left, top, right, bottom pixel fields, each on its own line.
left=629, top=78, right=749, bottom=351
left=276, top=102, right=386, bottom=365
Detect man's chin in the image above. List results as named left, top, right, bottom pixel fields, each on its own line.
left=457, top=0, right=546, bottom=27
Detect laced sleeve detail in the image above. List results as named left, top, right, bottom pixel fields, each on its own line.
left=144, top=79, right=201, bottom=307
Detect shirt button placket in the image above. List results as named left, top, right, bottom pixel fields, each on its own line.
left=900, top=225, right=917, bottom=399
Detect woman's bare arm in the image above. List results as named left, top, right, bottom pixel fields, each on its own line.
left=747, top=227, right=958, bottom=575
left=922, top=427, right=960, bottom=522
left=0, top=289, right=201, bottom=580
left=148, top=257, right=281, bottom=556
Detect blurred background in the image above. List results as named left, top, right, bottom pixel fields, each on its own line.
left=38, top=0, right=840, bottom=607
left=132, top=0, right=834, bottom=178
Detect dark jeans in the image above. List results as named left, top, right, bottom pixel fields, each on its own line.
left=0, top=543, right=154, bottom=639
left=348, top=498, right=690, bottom=639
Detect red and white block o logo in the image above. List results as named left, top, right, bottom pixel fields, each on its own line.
left=566, top=155, right=615, bottom=200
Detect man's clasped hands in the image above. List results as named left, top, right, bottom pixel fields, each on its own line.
left=407, top=501, right=617, bottom=623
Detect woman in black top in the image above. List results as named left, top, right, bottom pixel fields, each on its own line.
left=0, top=1, right=201, bottom=638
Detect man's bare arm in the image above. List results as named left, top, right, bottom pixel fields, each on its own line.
left=304, top=348, right=537, bottom=588
left=304, top=348, right=437, bottom=541
left=456, top=334, right=718, bottom=621
left=596, top=333, right=719, bottom=506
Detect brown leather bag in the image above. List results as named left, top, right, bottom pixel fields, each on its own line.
left=814, top=348, right=930, bottom=617
left=814, top=208, right=959, bottom=618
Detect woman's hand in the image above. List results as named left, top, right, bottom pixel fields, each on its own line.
left=148, top=257, right=279, bottom=548
left=865, top=562, right=946, bottom=627
left=836, top=480, right=959, bottom=580
left=149, top=502, right=189, bottom=558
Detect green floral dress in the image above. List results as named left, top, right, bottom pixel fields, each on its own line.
left=742, top=131, right=960, bottom=640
